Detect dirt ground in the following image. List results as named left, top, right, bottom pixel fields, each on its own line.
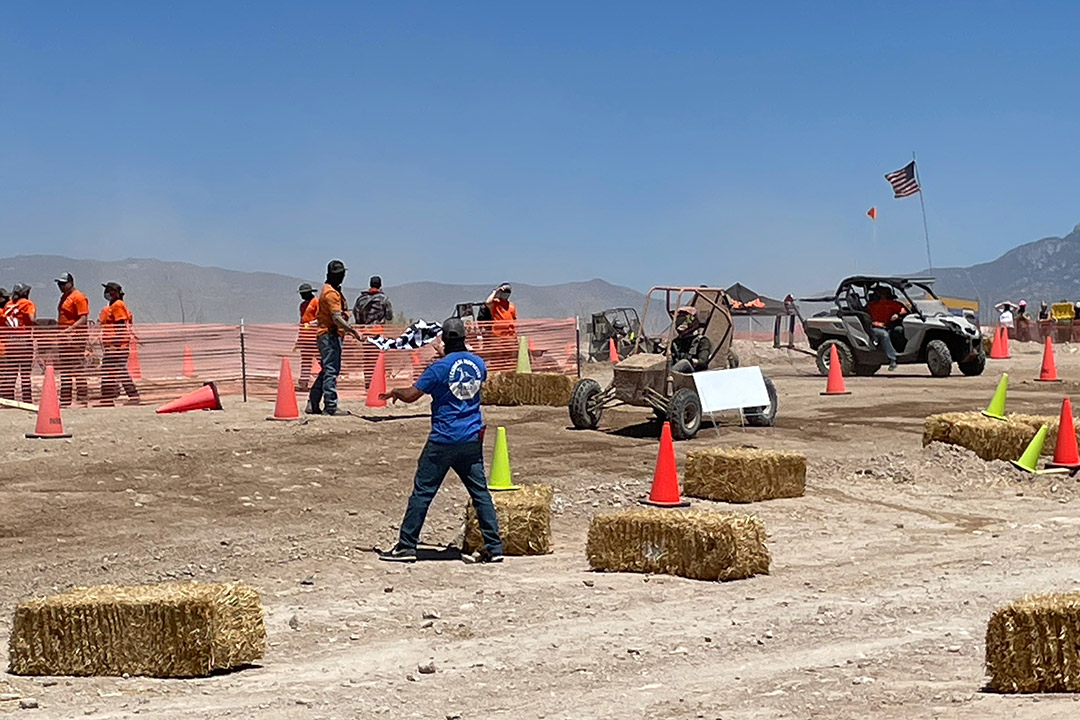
left=5, top=339, right=1080, bottom=719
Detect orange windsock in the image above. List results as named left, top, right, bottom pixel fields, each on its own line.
left=821, top=344, right=851, bottom=395
left=1036, top=336, right=1061, bottom=382
left=156, top=382, right=223, bottom=414
left=26, top=365, right=71, bottom=439
left=608, top=337, right=619, bottom=363
left=365, top=352, right=387, bottom=408
left=182, top=345, right=196, bottom=377
left=867, top=207, right=877, bottom=220
left=268, top=357, right=300, bottom=420
left=640, top=422, right=690, bottom=507
left=1047, top=397, right=1080, bottom=470
left=128, top=343, right=142, bottom=380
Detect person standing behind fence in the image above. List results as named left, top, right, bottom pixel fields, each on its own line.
left=3, top=284, right=37, bottom=403
left=55, top=272, right=90, bottom=407
left=98, top=282, right=140, bottom=406
left=296, top=283, right=320, bottom=391
left=354, top=275, right=394, bottom=391
left=0, top=287, right=11, bottom=400
left=484, top=283, right=517, bottom=371
left=307, top=260, right=363, bottom=416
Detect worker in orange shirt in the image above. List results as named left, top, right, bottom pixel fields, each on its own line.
left=0, top=287, right=10, bottom=400
left=3, top=283, right=37, bottom=403
left=98, top=282, right=140, bottom=406
left=307, top=260, right=363, bottom=416
left=296, top=283, right=320, bottom=391
left=484, top=282, right=518, bottom=371
left=55, top=272, right=90, bottom=406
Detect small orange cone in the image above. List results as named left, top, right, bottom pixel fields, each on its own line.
left=821, top=344, right=851, bottom=396
left=128, top=343, right=142, bottom=380
left=1047, top=397, right=1080, bottom=470
left=365, top=352, right=387, bottom=408
left=26, top=365, right=71, bottom=439
left=268, top=357, right=300, bottom=421
left=608, top=337, right=619, bottom=362
left=989, top=328, right=1003, bottom=359
left=182, top=345, right=196, bottom=377
left=156, top=382, right=223, bottom=414
left=1036, top=336, right=1061, bottom=382
left=640, top=422, right=690, bottom=507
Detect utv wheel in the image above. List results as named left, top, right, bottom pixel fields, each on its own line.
left=926, top=339, right=952, bottom=378
left=569, top=378, right=603, bottom=429
left=667, top=388, right=702, bottom=440
left=727, top=350, right=740, bottom=369
left=743, top=376, right=778, bottom=427
left=854, top=363, right=881, bottom=376
left=815, top=340, right=854, bottom=377
left=958, top=348, right=986, bottom=377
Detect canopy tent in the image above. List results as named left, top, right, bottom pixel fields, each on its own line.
left=724, top=283, right=793, bottom=316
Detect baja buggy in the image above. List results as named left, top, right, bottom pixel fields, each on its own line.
left=587, top=307, right=642, bottom=362
left=569, top=286, right=778, bottom=440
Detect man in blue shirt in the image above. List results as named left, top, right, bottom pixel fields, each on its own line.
left=378, top=318, right=503, bottom=564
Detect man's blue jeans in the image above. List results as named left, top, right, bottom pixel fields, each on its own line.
left=872, top=327, right=897, bottom=364
left=308, top=332, right=343, bottom=412
left=399, top=440, right=503, bottom=555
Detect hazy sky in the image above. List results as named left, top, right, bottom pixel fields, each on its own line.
left=2, top=2, right=1078, bottom=296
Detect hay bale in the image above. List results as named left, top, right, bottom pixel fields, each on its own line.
left=586, top=508, right=769, bottom=581
left=986, top=592, right=1080, bottom=692
left=8, top=583, right=265, bottom=678
left=684, top=447, right=805, bottom=503
left=923, top=411, right=1069, bottom=460
left=482, top=372, right=573, bottom=407
left=464, top=484, right=553, bottom=556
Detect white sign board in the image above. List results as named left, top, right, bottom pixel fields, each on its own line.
left=692, top=366, right=770, bottom=414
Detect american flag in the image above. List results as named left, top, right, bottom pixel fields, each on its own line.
left=884, top=161, right=920, bottom=198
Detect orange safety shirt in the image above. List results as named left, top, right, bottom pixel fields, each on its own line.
left=5, top=298, right=36, bottom=329
left=58, top=289, right=90, bottom=327
left=300, top=297, right=319, bottom=325
left=98, top=299, right=134, bottom=349
left=868, top=299, right=906, bottom=327
left=316, top=284, right=348, bottom=337
left=489, top=298, right=517, bottom=338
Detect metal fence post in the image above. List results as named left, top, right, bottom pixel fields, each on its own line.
left=240, top=319, right=248, bottom=402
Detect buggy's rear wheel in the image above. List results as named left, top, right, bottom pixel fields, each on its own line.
left=569, top=378, right=603, bottom=430
left=742, top=376, right=778, bottom=427
left=815, top=340, right=854, bottom=377
left=667, top=388, right=702, bottom=440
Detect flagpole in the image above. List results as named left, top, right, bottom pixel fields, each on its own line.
left=913, top=151, right=933, bottom=273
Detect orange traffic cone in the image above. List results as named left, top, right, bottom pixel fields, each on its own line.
left=1000, top=326, right=1011, bottom=358
left=821, top=344, right=851, bottom=396
left=640, top=422, right=690, bottom=507
left=182, top=345, right=196, bottom=377
left=365, top=352, right=387, bottom=408
left=128, top=343, right=142, bottom=380
left=268, top=357, right=300, bottom=421
left=1047, top=397, right=1080, bottom=470
left=26, top=365, right=71, bottom=439
left=1036, top=336, right=1061, bottom=382
left=156, top=382, right=223, bottom=414
left=989, top=328, right=1003, bottom=359
left=608, top=337, right=619, bottom=363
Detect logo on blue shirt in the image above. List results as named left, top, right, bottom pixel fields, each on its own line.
left=448, top=358, right=483, bottom=400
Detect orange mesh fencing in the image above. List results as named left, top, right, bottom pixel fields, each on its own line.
left=0, top=318, right=579, bottom=407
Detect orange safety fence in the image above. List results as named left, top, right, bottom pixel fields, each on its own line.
left=0, top=318, right=579, bottom=407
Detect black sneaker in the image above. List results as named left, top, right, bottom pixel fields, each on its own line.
left=378, top=544, right=417, bottom=563
left=462, top=548, right=504, bottom=564
left=324, top=408, right=353, bottom=417
left=304, top=402, right=322, bottom=415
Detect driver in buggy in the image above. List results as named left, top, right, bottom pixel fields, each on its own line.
left=866, top=285, right=909, bottom=371
left=669, top=306, right=712, bottom=373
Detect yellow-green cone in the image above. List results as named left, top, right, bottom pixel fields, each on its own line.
left=982, top=373, right=1008, bottom=420
left=516, top=336, right=532, bottom=374
left=488, top=426, right=520, bottom=491
left=1011, top=424, right=1047, bottom=473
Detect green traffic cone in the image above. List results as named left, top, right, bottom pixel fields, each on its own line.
left=516, top=336, right=532, bottom=374
left=982, top=373, right=1008, bottom=420
left=488, top=427, right=520, bottom=491
left=1011, top=424, right=1047, bottom=473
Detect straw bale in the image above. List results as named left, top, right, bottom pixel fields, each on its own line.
left=586, top=508, right=769, bottom=581
left=8, top=583, right=265, bottom=678
left=684, top=447, right=805, bottom=503
left=923, top=411, right=1070, bottom=460
left=482, top=372, right=573, bottom=407
left=986, top=592, right=1080, bottom=693
left=464, top=484, right=553, bottom=556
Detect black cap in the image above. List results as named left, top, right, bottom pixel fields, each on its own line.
left=442, top=317, right=466, bottom=343
left=327, top=260, right=347, bottom=274
left=102, top=282, right=123, bottom=293
left=55, top=272, right=73, bottom=284
left=298, top=283, right=315, bottom=295
left=369, top=275, right=382, bottom=289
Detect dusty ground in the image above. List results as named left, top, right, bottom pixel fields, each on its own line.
left=4, top=339, right=1080, bottom=719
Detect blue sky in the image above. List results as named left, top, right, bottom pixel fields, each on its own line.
left=2, top=2, right=1078, bottom=296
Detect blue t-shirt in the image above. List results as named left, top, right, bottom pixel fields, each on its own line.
left=415, top=351, right=487, bottom=444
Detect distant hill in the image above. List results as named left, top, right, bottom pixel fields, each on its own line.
left=919, top=224, right=1080, bottom=320
left=0, top=255, right=645, bottom=324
